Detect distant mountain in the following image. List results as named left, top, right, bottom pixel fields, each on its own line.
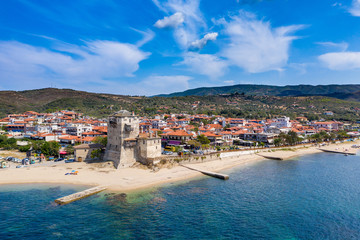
left=156, top=84, right=360, bottom=98
left=324, top=91, right=360, bottom=102
left=1, top=87, right=360, bottom=122
left=0, top=88, right=141, bottom=118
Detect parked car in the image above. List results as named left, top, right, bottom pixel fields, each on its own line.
left=162, top=151, right=173, bottom=155
left=12, top=158, right=21, bottom=163
left=5, top=156, right=13, bottom=161
left=16, top=165, right=27, bottom=168
left=65, top=158, right=75, bottom=163
left=54, top=158, right=64, bottom=162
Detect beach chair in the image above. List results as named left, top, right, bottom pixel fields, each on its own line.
left=65, top=170, right=76, bottom=175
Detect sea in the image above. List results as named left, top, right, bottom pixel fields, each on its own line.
left=1, top=152, right=360, bottom=240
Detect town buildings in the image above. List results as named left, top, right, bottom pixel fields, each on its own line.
left=0, top=109, right=355, bottom=165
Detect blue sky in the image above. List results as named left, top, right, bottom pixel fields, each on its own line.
left=1, top=0, right=360, bottom=95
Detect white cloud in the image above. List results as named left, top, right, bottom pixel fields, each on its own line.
left=132, top=28, right=155, bottom=47
left=220, top=12, right=304, bottom=73
left=140, top=75, right=191, bottom=95
left=349, top=0, right=360, bottom=16
left=316, top=41, right=348, bottom=51
left=74, top=75, right=191, bottom=96
left=179, top=52, right=227, bottom=78
left=153, top=0, right=206, bottom=48
left=332, top=2, right=342, bottom=7
left=152, top=0, right=169, bottom=13
left=0, top=40, right=150, bottom=88
left=154, top=12, right=185, bottom=28
left=319, top=51, right=360, bottom=70
left=288, top=63, right=308, bottom=75
left=189, top=32, right=218, bottom=50
left=224, top=80, right=235, bottom=85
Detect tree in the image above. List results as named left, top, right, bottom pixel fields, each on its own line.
left=319, top=131, right=330, bottom=141
left=0, top=135, right=7, bottom=145
left=311, top=133, right=321, bottom=143
left=337, top=130, right=349, bottom=140
left=285, top=131, right=300, bottom=146
left=41, top=141, right=60, bottom=157
left=329, top=132, right=337, bottom=142
left=197, top=134, right=210, bottom=144
left=65, top=145, right=75, bottom=155
left=90, top=149, right=102, bottom=159
left=189, top=121, right=199, bottom=127
left=274, top=138, right=282, bottom=147
left=31, top=140, right=45, bottom=152
left=94, top=136, right=107, bottom=146
left=19, top=145, right=31, bottom=152
left=1, top=137, right=17, bottom=150
left=201, top=119, right=209, bottom=125
left=187, top=140, right=201, bottom=148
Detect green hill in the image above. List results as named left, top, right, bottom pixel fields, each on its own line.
left=0, top=88, right=141, bottom=118
left=1, top=87, right=360, bottom=122
left=156, top=84, right=360, bottom=98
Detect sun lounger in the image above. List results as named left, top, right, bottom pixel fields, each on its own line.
left=65, top=170, right=78, bottom=175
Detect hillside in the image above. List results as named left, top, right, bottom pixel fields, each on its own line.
left=1, top=88, right=360, bottom=122
left=156, top=84, right=360, bottom=98
left=324, top=91, right=360, bottom=102
left=0, top=88, right=141, bottom=118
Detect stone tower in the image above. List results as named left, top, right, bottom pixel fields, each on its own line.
left=104, top=110, right=140, bottom=168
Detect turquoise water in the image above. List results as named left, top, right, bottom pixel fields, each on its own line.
left=1, top=152, right=360, bottom=239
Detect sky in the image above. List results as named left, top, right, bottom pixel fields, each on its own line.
left=1, top=0, right=360, bottom=96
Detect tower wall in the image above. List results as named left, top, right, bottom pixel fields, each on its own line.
left=104, top=112, right=140, bottom=168
left=137, top=138, right=162, bottom=164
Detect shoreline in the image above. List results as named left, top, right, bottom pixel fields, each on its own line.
left=0, top=140, right=358, bottom=193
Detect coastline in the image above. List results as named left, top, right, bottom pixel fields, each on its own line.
left=0, top=140, right=358, bottom=192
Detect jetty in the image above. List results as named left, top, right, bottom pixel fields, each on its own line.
left=180, top=164, right=229, bottom=180
left=256, top=154, right=283, bottom=160
left=256, top=153, right=299, bottom=160
left=319, top=148, right=356, bottom=155
left=55, top=186, right=107, bottom=205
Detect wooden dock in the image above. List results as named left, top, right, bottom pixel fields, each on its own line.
left=181, top=165, right=229, bottom=180
left=319, top=149, right=356, bottom=155
left=55, top=186, right=107, bottom=205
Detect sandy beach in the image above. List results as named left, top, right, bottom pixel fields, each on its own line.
left=0, top=140, right=358, bottom=192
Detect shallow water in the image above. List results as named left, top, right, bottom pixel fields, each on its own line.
left=1, top=153, right=360, bottom=239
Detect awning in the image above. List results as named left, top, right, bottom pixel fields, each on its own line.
left=59, top=151, right=67, bottom=154
left=168, top=140, right=181, bottom=145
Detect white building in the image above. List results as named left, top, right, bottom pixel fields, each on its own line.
left=270, top=116, right=291, bottom=128
left=66, top=124, right=92, bottom=136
